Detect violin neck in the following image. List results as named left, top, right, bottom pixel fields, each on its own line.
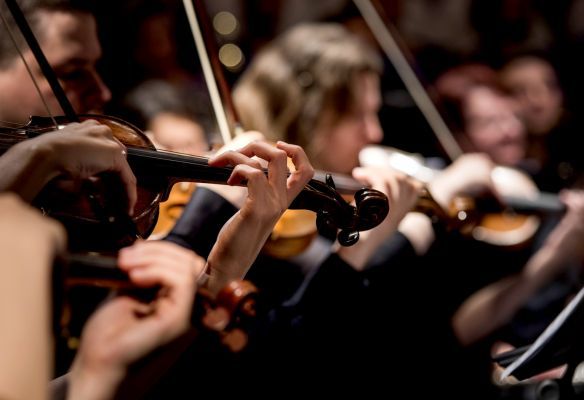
left=503, top=192, right=565, bottom=215
left=127, top=147, right=367, bottom=194
left=313, top=171, right=364, bottom=195
left=126, top=147, right=233, bottom=186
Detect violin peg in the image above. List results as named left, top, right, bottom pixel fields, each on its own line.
left=325, top=173, right=336, bottom=189
left=338, top=230, right=359, bottom=247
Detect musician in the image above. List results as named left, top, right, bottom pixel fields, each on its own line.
left=0, top=1, right=322, bottom=397
left=157, top=22, right=513, bottom=397
left=431, top=62, right=584, bottom=387
left=0, top=120, right=315, bottom=399
left=499, top=53, right=584, bottom=192
left=160, top=22, right=584, bottom=397
left=0, top=0, right=110, bottom=124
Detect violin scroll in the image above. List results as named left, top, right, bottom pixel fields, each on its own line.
left=291, top=173, right=390, bottom=246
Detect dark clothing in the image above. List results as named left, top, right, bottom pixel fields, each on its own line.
left=164, top=187, right=239, bottom=258
left=526, top=113, right=584, bottom=193
left=156, top=188, right=498, bottom=397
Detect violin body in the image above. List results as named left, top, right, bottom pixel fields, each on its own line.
left=150, top=182, right=197, bottom=240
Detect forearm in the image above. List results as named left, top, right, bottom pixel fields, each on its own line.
left=206, top=211, right=277, bottom=295
left=66, top=359, right=123, bottom=400
left=0, top=140, right=58, bottom=201
left=453, top=232, right=574, bottom=346
left=0, top=240, right=53, bottom=400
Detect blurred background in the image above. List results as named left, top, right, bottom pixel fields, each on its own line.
left=93, top=0, right=584, bottom=159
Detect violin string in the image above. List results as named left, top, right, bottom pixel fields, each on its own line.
left=0, top=8, right=58, bottom=129
left=0, top=119, right=27, bottom=128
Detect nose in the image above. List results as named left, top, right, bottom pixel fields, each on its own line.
left=93, top=71, right=112, bottom=105
left=365, top=114, right=383, bottom=144
left=84, top=70, right=111, bottom=111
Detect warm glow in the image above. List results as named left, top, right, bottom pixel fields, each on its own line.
left=213, top=11, right=237, bottom=36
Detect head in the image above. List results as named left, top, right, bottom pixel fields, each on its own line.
left=0, top=0, right=111, bottom=123
left=132, top=3, right=181, bottom=80
left=123, top=80, right=213, bottom=155
left=234, top=23, right=383, bottom=174
left=437, top=64, right=527, bottom=166
left=499, top=55, right=563, bottom=136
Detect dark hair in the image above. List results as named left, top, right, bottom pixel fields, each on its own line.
left=0, top=0, right=95, bottom=68
left=122, top=79, right=216, bottom=143
left=434, top=63, right=502, bottom=133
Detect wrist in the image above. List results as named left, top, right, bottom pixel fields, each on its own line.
left=67, top=356, right=125, bottom=400
left=30, top=132, right=63, bottom=178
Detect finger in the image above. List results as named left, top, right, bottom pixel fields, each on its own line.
left=227, top=164, right=267, bottom=190
left=128, top=264, right=196, bottom=314
left=216, top=130, right=266, bottom=155
left=276, top=141, right=314, bottom=202
left=118, top=241, right=205, bottom=277
left=208, top=150, right=263, bottom=171
left=82, top=120, right=115, bottom=139
left=352, top=167, right=374, bottom=186
left=128, top=265, right=191, bottom=290
left=238, top=141, right=288, bottom=191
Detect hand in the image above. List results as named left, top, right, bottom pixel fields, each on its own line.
left=204, top=140, right=314, bottom=294
left=1, top=119, right=137, bottom=214
left=198, top=131, right=267, bottom=208
left=336, top=167, right=423, bottom=270
left=428, top=153, right=497, bottom=210
left=43, top=120, right=137, bottom=214
left=67, top=240, right=204, bottom=400
left=353, top=167, right=423, bottom=230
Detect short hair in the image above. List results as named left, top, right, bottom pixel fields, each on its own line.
left=434, top=63, right=502, bottom=133
left=122, top=79, right=216, bottom=144
left=0, top=0, right=94, bottom=69
left=233, top=23, right=382, bottom=155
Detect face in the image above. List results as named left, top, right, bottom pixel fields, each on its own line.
left=148, top=112, right=209, bottom=155
left=500, top=58, right=563, bottom=136
left=312, top=72, right=383, bottom=174
left=0, top=10, right=111, bottom=124
left=463, top=86, right=527, bottom=166
left=135, top=13, right=176, bottom=75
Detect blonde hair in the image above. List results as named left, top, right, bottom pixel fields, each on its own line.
left=233, top=23, right=381, bottom=158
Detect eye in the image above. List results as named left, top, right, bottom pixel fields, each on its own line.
left=58, top=69, right=88, bottom=82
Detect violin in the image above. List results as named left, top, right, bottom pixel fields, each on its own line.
left=0, top=114, right=390, bottom=253
left=54, top=252, right=257, bottom=352
left=150, top=182, right=196, bottom=240
left=360, top=145, right=566, bottom=247
left=352, top=1, right=566, bottom=247
left=262, top=170, right=373, bottom=258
